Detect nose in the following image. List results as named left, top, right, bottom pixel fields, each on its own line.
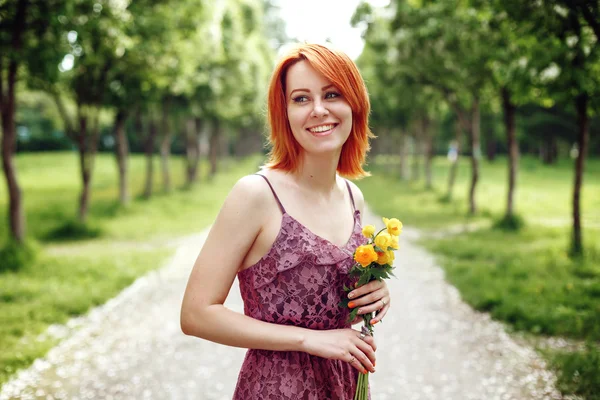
left=310, top=99, right=329, bottom=118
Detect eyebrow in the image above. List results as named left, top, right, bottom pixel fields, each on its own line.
left=290, top=84, right=335, bottom=97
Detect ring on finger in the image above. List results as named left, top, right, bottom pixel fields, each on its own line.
left=380, top=298, right=387, bottom=307
left=348, top=356, right=356, bottom=364
left=359, top=332, right=366, bottom=340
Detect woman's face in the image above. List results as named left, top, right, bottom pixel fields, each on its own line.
left=285, top=60, right=353, bottom=156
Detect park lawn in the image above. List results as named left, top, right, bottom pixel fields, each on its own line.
left=0, top=152, right=265, bottom=242
left=359, top=155, right=600, bottom=400
left=0, top=152, right=264, bottom=386
left=364, top=154, right=600, bottom=230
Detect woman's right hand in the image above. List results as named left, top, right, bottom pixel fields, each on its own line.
left=301, top=328, right=377, bottom=374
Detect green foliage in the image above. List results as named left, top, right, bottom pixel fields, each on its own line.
left=44, top=220, right=103, bottom=242
left=493, top=214, right=526, bottom=231
left=0, top=240, right=39, bottom=273
left=547, top=343, right=600, bottom=400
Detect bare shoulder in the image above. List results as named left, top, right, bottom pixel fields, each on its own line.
left=231, top=173, right=270, bottom=196
left=345, top=179, right=365, bottom=215
left=225, top=174, right=272, bottom=210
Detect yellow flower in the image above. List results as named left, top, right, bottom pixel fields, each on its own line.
left=362, top=224, right=376, bottom=239
left=383, top=217, right=403, bottom=236
left=375, top=250, right=395, bottom=265
left=354, top=245, right=378, bottom=268
left=374, top=232, right=392, bottom=250
left=389, top=235, right=399, bottom=250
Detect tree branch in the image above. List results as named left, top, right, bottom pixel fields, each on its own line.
left=0, top=54, right=4, bottom=110
left=577, top=3, right=600, bottom=42
left=50, top=89, right=76, bottom=140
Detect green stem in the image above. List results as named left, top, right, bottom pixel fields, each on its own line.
left=374, top=227, right=387, bottom=238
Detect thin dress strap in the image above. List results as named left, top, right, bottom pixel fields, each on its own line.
left=344, top=180, right=356, bottom=212
left=254, top=174, right=286, bottom=214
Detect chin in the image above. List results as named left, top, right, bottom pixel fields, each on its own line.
left=305, top=141, right=347, bottom=155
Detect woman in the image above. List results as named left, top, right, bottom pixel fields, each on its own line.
left=180, top=43, right=391, bottom=399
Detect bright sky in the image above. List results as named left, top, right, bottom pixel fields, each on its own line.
left=276, top=0, right=390, bottom=60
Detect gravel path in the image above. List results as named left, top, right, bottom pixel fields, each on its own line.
left=0, top=208, right=565, bottom=400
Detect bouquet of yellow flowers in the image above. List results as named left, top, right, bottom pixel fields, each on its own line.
left=339, top=217, right=402, bottom=400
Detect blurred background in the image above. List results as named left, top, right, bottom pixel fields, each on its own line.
left=1, top=0, right=599, bottom=398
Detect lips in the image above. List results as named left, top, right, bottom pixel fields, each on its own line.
left=307, top=123, right=338, bottom=136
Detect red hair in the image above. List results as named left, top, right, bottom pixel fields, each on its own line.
left=265, top=43, right=374, bottom=179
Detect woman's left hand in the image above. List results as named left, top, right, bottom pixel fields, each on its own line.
left=348, top=279, right=390, bottom=325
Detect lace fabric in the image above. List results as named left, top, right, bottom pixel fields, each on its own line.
left=233, top=204, right=371, bottom=399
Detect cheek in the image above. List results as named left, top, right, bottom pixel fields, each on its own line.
left=335, top=103, right=353, bottom=122
left=287, top=107, right=306, bottom=130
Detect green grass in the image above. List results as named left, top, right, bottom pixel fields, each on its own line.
left=0, top=151, right=264, bottom=386
left=359, top=154, right=600, bottom=399
left=547, top=343, right=600, bottom=400
left=0, top=153, right=265, bottom=242
left=426, top=227, right=600, bottom=340
left=364, top=154, right=600, bottom=230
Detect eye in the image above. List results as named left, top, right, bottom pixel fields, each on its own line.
left=292, top=95, right=309, bottom=103
left=325, top=91, right=341, bottom=99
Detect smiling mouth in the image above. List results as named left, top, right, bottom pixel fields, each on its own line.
left=307, top=124, right=337, bottom=134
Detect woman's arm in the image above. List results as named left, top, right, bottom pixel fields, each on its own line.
left=180, top=175, right=308, bottom=351
left=181, top=175, right=378, bottom=374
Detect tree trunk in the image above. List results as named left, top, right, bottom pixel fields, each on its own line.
left=447, top=117, right=463, bottom=199
left=486, top=127, right=496, bottom=161
left=77, top=112, right=100, bottom=222
left=502, top=87, right=518, bottom=219
left=209, top=119, right=220, bottom=178
left=468, top=98, right=481, bottom=214
left=541, top=134, right=557, bottom=164
left=185, top=117, right=201, bottom=184
left=113, top=109, right=129, bottom=206
left=572, top=93, right=589, bottom=256
left=0, top=0, right=28, bottom=243
left=399, top=129, right=410, bottom=180
left=411, top=133, right=420, bottom=181
left=422, top=117, right=434, bottom=189
left=195, top=117, right=203, bottom=178
left=160, top=99, right=172, bottom=192
left=143, top=117, right=157, bottom=198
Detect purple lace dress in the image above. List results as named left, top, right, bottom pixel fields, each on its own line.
left=233, top=174, right=370, bottom=400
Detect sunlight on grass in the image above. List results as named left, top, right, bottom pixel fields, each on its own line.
left=362, top=155, right=600, bottom=230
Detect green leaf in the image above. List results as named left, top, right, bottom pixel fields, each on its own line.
left=349, top=308, right=359, bottom=321
left=357, top=271, right=373, bottom=287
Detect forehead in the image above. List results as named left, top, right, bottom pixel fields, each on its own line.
left=285, top=60, right=332, bottom=95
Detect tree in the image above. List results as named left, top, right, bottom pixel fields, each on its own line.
left=1, top=0, right=68, bottom=242
left=499, top=0, right=600, bottom=254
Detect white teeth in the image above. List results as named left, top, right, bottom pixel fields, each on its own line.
left=308, top=124, right=334, bottom=133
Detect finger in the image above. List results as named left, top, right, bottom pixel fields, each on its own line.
left=358, top=293, right=389, bottom=316
left=346, top=353, right=365, bottom=374
left=362, top=334, right=377, bottom=352
left=349, top=279, right=383, bottom=299
left=354, top=339, right=376, bottom=372
left=349, top=288, right=386, bottom=311
left=370, top=301, right=390, bottom=325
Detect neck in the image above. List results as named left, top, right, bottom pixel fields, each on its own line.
left=291, top=150, right=341, bottom=194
